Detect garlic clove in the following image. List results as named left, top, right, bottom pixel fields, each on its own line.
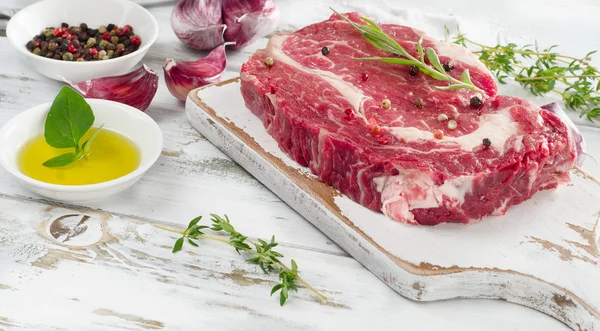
left=171, top=0, right=227, bottom=51
left=163, top=43, right=229, bottom=102
left=222, top=0, right=280, bottom=50
left=67, top=65, right=159, bottom=111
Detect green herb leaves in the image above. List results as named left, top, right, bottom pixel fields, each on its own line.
left=330, top=8, right=485, bottom=94
left=44, top=86, right=94, bottom=149
left=42, top=152, right=81, bottom=168
left=167, top=214, right=327, bottom=306
left=448, top=27, right=600, bottom=121
left=42, top=86, right=103, bottom=167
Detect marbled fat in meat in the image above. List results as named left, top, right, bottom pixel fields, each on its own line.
left=240, top=12, right=576, bottom=225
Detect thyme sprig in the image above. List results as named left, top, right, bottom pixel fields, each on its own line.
left=447, top=27, right=600, bottom=121
left=159, top=214, right=327, bottom=306
left=331, top=8, right=484, bottom=94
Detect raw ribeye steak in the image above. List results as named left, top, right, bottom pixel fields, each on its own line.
left=239, top=12, right=576, bottom=225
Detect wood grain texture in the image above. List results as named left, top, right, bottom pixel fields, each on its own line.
left=187, top=78, right=600, bottom=330
left=0, top=194, right=566, bottom=331
left=0, top=0, right=599, bottom=330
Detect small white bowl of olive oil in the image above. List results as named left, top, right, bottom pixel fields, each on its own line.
left=0, top=99, right=163, bottom=202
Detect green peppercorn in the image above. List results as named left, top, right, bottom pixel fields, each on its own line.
left=62, top=52, right=74, bottom=61
left=107, top=50, right=114, bottom=58
left=33, top=47, right=41, bottom=55
left=87, top=37, right=96, bottom=46
left=98, top=25, right=107, bottom=34
left=43, top=29, right=54, bottom=37
left=99, top=40, right=109, bottom=48
left=77, top=58, right=85, bottom=62
left=110, top=30, right=117, bottom=36
left=111, top=36, right=119, bottom=44
left=101, top=55, right=109, bottom=60
left=107, top=43, right=116, bottom=51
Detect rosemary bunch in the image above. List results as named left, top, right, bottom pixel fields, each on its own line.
left=159, top=214, right=327, bottom=306
left=448, top=27, right=600, bottom=121
left=331, top=8, right=484, bottom=94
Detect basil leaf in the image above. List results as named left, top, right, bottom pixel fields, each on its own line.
left=44, top=86, right=94, bottom=149
left=81, top=124, right=105, bottom=155
left=42, top=152, right=81, bottom=168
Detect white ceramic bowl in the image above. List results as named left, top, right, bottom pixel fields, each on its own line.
left=0, top=99, right=163, bottom=203
left=6, top=0, right=158, bottom=82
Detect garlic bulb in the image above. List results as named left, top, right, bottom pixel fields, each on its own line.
left=171, top=0, right=227, bottom=51
left=67, top=65, right=159, bottom=111
left=222, top=0, right=280, bottom=50
left=163, top=43, right=228, bottom=101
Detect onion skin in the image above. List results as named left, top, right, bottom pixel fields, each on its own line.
left=171, top=0, right=227, bottom=51
left=67, top=65, right=159, bottom=111
left=222, top=0, right=280, bottom=50
left=163, top=43, right=228, bottom=101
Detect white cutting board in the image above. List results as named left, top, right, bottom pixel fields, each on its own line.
left=186, top=78, right=600, bottom=331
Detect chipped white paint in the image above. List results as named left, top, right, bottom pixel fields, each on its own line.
left=1, top=0, right=600, bottom=330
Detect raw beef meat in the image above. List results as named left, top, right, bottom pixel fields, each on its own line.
left=239, top=12, right=577, bottom=225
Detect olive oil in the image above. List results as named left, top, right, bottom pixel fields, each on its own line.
left=18, top=128, right=140, bottom=185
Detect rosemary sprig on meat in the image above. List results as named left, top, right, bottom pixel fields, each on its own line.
left=331, top=8, right=484, bottom=94
left=158, top=214, right=327, bottom=306
left=447, top=27, right=600, bottom=121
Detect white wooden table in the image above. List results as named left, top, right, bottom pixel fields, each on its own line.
left=0, top=0, right=599, bottom=330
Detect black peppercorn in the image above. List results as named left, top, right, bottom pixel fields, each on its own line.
left=413, top=98, right=424, bottom=108
left=482, top=138, right=492, bottom=147
left=443, top=61, right=454, bottom=71
left=27, top=23, right=140, bottom=62
left=409, top=65, right=419, bottom=76
left=470, top=96, right=483, bottom=108
left=321, top=46, right=330, bottom=56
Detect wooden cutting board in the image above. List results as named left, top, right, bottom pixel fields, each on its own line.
left=186, top=78, right=600, bottom=331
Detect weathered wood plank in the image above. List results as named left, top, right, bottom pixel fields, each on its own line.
left=0, top=195, right=566, bottom=330
left=0, top=0, right=598, bottom=329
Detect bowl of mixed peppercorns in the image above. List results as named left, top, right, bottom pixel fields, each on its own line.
left=6, top=0, right=158, bottom=82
